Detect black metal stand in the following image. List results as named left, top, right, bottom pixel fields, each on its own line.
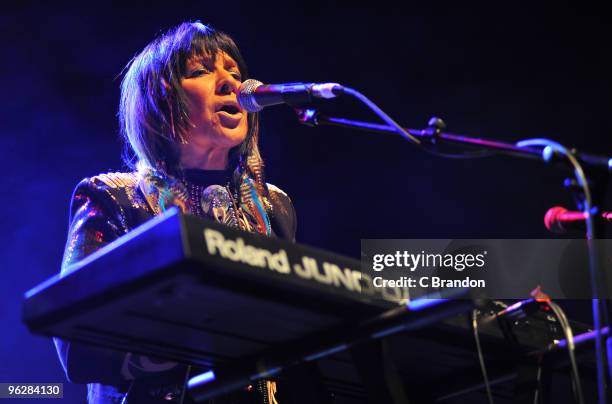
left=349, top=340, right=410, bottom=404
left=296, top=109, right=611, bottom=172
left=578, top=175, right=610, bottom=404
left=188, top=290, right=475, bottom=402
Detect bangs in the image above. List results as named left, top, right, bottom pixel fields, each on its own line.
left=167, top=22, right=248, bottom=79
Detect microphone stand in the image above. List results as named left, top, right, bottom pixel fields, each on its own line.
left=296, top=109, right=611, bottom=172
left=295, top=107, right=612, bottom=403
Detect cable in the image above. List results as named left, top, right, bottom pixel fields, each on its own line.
left=340, top=87, right=421, bottom=145
left=315, top=98, right=497, bottom=159
left=514, top=139, right=592, bottom=216
left=472, top=309, right=495, bottom=404
left=547, top=301, right=585, bottom=404
left=516, top=138, right=605, bottom=404
left=333, top=89, right=500, bottom=159
left=533, top=359, right=543, bottom=404
left=179, top=365, right=193, bottom=404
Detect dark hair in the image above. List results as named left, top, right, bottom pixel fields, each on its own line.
left=119, top=21, right=262, bottom=181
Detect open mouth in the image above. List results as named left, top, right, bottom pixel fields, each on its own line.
left=218, top=104, right=240, bottom=115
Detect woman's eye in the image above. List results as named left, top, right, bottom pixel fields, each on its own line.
left=188, top=68, right=209, bottom=78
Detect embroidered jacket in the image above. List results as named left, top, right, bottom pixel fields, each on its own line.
left=54, top=171, right=297, bottom=403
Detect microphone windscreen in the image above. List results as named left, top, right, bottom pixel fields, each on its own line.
left=544, top=206, right=568, bottom=234
left=237, top=79, right=264, bottom=112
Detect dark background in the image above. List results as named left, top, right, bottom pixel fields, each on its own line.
left=1, top=1, right=611, bottom=402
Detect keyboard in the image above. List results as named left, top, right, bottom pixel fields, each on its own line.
left=23, top=208, right=405, bottom=367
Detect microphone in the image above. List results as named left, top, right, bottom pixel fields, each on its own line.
left=544, top=206, right=612, bottom=234
left=237, top=79, right=343, bottom=112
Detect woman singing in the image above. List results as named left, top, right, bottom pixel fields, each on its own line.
left=54, top=21, right=299, bottom=404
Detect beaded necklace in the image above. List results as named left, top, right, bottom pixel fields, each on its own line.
left=141, top=168, right=270, bottom=236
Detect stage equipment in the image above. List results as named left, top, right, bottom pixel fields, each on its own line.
left=544, top=206, right=612, bottom=234
left=292, top=98, right=611, bottom=404
left=23, top=81, right=611, bottom=402
left=237, top=80, right=342, bottom=112
left=23, top=209, right=597, bottom=402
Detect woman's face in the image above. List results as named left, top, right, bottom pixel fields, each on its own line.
left=180, top=51, right=248, bottom=152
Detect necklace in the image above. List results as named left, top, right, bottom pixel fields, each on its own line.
left=183, top=180, right=251, bottom=231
